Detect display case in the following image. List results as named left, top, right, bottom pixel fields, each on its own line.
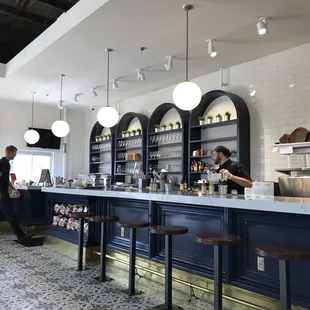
left=189, top=90, right=250, bottom=186
left=147, top=103, right=190, bottom=184
left=114, top=112, right=149, bottom=183
left=89, top=121, right=116, bottom=175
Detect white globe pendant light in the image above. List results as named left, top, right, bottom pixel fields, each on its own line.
left=24, top=92, right=40, bottom=145
left=97, top=48, right=119, bottom=128
left=51, top=74, right=70, bottom=138
left=173, top=5, right=202, bottom=111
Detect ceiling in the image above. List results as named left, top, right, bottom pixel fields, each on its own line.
left=0, top=0, right=310, bottom=109
left=0, top=0, right=79, bottom=63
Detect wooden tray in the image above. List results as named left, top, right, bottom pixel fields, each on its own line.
left=289, top=127, right=309, bottom=143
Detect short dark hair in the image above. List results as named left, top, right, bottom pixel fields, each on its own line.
left=5, top=145, right=17, bottom=154
left=213, top=146, right=232, bottom=157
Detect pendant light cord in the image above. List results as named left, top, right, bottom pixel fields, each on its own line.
left=106, top=49, right=110, bottom=107
left=31, top=92, right=35, bottom=128
left=185, top=8, right=189, bottom=81
left=59, top=74, right=64, bottom=120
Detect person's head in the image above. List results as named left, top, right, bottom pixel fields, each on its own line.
left=211, top=146, right=231, bottom=165
left=5, top=145, right=18, bottom=160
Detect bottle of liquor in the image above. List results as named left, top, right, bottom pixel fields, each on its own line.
left=201, top=179, right=207, bottom=195
left=184, top=177, right=188, bottom=190
left=180, top=176, right=184, bottom=191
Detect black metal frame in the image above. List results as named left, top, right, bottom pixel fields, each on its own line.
left=189, top=90, right=250, bottom=186
left=147, top=103, right=190, bottom=183
left=114, top=112, right=149, bottom=183
left=89, top=121, right=116, bottom=176
left=279, top=259, right=291, bottom=310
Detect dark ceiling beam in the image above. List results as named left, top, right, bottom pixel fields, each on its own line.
left=36, top=0, right=72, bottom=11
left=0, top=3, right=53, bottom=27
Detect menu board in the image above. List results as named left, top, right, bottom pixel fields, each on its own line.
left=39, top=169, right=52, bottom=185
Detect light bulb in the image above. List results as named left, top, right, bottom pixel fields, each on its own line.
left=257, top=18, right=267, bottom=35
left=97, top=106, right=119, bottom=128
left=24, top=129, right=40, bottom=145
left=173, top=81, right=202, bottom=111
left=51, top=120, right=70, bottom=138
left=210, top=51, right=217, bottom=58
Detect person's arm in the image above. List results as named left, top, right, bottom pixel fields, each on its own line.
left=221, top=165, right=253, bottom=188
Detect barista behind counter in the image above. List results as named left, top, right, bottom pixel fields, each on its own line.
left=212, top=146, right=252, bottom=194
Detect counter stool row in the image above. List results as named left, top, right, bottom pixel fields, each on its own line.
left=69, top=211, right=310, bottom=310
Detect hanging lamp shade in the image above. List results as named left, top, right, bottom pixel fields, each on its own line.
left=173, top=4, right=201, bottom=111
left=51, top=74, right=70, bottom=138
left=96, top=48, right=119, bottom=128
left=24, top=92, right=40, bottom=144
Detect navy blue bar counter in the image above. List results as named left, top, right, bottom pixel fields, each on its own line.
left=43, top=187, right=310, bottom=309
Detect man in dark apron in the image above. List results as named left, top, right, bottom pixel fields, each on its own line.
left=212, top=146, right=252, bottom=194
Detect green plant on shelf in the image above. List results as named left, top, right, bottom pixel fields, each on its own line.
left=175, top=121, right=181, bottom=129
left=155, top=124, right=161, bottom=132
left=168, top=123, right=174, bottom=130
left=207, top=116, right=213, bottom=124
left=224, top=111, right=231, bottom=121
left=216, top=114, right=222, bottom=122
left=198, top=116, right=205, bottom=125
left=137, top=129, right=142, bottom=135
left=161, top=124, right=167, bottom=131
left=132, top=130, right=137, bottom=135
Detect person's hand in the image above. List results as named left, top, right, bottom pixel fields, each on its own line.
left=14, top=189, right=20, bottom=198
left=220, top=169, right=233, bottom=180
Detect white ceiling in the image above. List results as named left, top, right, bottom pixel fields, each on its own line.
left=1, top=0, right=310, bottom=109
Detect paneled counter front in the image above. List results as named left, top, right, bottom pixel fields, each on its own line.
left=42, top=187, right=310, bottom=309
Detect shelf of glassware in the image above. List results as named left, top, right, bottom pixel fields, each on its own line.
left=147, top=129, right=183, bottom=178
left=89, top=140, right=112, bottom=174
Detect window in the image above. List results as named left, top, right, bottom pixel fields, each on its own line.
left=11, top=151, right=53, bottom=182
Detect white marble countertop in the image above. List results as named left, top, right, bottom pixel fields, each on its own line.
left=16, top=186, right=42, bottom=190
left=41, top=187, right=310, bottom=216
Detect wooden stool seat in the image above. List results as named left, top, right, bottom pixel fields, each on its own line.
left=150, top=225, right=188, bottom=235
left=256, top=244, right=310, bottom=260
left=117, top=220, right=150, bottom=229
left=195, top=233, right=241, bottom=246
left=88, top=216, right=119, bottom=223
left=68, top=212, right=95, bottom=219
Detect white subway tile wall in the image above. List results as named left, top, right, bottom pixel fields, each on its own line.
left=86, top=42, right=310, bottom=182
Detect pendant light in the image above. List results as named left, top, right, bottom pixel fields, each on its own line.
left=173, top=4, right=202, bottom=111
left=51, top=74, right=70, bottom=138
left=24, top=92, right=40, bottom=145
left=97, top=48, right=119, bottom=128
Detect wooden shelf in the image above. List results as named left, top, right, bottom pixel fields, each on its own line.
left=90, top=140, right=112, bottom=145
left=191, top=119, right=237, bottom=129
left=116, top=135, right=142, bottom=141
left=149, top=128, right=182, bottom=135
left=90, top=150, right=111, bottom=154
left=116, top=160, right=141, bottom=163
left=190, top=153, right=237, bottom=159
left=275, top=168, right=304, bottom=172
left=273, top=142, right=310, bottom=148
left=148, top=142, right=182, bottom=148
left=148, top=157, right=182, bottom=161
left=116, top=147, right=142, bottom=151
left=190, top=136, right=237, bottom=144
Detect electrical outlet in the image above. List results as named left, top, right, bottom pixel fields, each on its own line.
left=257, top=256, right=265, bottom=271
left=121, top=227, right=125, bottom=238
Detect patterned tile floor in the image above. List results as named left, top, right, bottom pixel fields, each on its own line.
left=0, top=233, right=215, bottom=310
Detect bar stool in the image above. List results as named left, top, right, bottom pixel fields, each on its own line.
left=68, top=211, right=95, bottom=271
left=195, top=233, right=241, bottom=310
left=88, top=215, right=119, bottom=282
left=117, top=220, right=150, bottom=296
left=150, top=225, right=189, bottom=310
left=256, top=244, right=310, bottom=310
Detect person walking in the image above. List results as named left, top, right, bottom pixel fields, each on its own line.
left=0, top=145, right=32, bottom=243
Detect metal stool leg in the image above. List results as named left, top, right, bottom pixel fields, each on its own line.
left=95, top=221, right=113, bottom=282
left=165, top=234, right=173, bottom=309
left=279, top=259, right=291, bottom=310
left=214, top=245, right=223, bottom=310
left=77, top=217, right=84, bottom=271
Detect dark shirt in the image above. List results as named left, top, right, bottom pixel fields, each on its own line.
left=216, top=159, right=251, bottom=194
left=0, top=157, right=10, bottom=198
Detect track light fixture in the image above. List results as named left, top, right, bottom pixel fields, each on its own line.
left=257, top=17, right=268, bottom=35
left=207, top=39, right=217, bottom=57
left=91, top=88, right=98, bottom=98
left=164, top=56, right=173, bottom=71
left=136, top=69, right=145, bottom=81
left=74, top=93, right=82, bottom=103
left=111, top=79, right=119, bottom=90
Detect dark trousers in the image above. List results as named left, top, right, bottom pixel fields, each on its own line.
left=0, top=195, right=25, bottom=239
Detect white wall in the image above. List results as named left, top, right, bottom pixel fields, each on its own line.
left=84, top=42, right=310, bottom=182
left=0, top=100, right=86, bottom=179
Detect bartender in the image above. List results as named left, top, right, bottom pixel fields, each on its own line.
left=211, top=146, right=252, bottom=194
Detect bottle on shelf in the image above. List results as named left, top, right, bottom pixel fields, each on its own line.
left=201, top=179, right=207, bottom=195
left=184, top=177, right=188, bottom=190
left=153, top=178, right=158, bottom=192
left=209, top=179, right=214, bottom=195
left=180, top=176, right=184, bottom=191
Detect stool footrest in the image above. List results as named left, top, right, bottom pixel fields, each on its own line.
left=155, top=304, right=183, bottom=310
left=122, top=289, right=143, bottom=296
